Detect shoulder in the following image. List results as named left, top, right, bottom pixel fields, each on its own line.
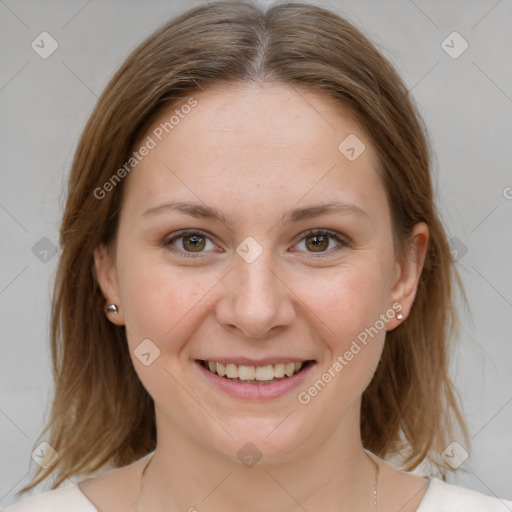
left=3, top=454, right=151, bottom=512
left=418, top=477, right=512, bottom=511
left=2, top=481, right=97, bottom=512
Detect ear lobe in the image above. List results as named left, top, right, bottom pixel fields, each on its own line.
left=387, top=222, right=429, bottom=329
left=93, top=243, right=125, bottom=325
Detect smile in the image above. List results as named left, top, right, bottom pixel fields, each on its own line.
left=199, top=360, right=311, bottom=383
left=195, top=359, right=316, bottom=400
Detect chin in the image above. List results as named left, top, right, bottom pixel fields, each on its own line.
left=200, top=413, right=320, bottom=467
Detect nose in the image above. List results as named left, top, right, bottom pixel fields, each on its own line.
left=215, top=251, right=296, bottom=339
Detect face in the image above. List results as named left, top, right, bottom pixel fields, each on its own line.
left=95, top=82, right=427, bottom=465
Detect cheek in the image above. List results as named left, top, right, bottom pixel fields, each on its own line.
left=305, top=261, right=391, bottom=343
left=304, top=261, right=393, bottom=395
left=115, top=257, right=219, bottom=402
left=117, top=251, right=219, bottom=351
left=291, top=265, right=391, bottom=427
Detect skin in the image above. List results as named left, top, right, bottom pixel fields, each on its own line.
left=86, top=82, right=430, bottom=512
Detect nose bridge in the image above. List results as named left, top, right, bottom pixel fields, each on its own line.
left=216, top=243, right=294, bottom=338
left=238, top=252, right=278, bottom=308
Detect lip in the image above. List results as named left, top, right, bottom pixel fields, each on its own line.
left=197, top=357, right=309, bottom=366
left=194, top=359, right=316, bottom=401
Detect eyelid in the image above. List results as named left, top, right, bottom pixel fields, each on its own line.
left=295, top=228, right=352, bottom=247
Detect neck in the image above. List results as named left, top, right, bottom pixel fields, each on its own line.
left=138, top=404, right=379, bottom=512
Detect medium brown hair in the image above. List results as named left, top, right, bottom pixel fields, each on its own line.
left=20, top=0, right=469, bottom=494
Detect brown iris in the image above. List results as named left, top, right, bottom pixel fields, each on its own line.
left=182, top=234, right=206, bottom=252
left=305, top=234, right=329, bottom=252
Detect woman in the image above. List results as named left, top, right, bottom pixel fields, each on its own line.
left=5, top=2, right=511, bottom=511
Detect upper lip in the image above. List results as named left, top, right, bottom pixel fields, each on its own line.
left=196, top=357, right=314, bottom=366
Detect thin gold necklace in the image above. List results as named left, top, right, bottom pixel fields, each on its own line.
left=137, top=451, right=379, bottom=510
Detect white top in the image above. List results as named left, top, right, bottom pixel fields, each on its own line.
left=3, top=477, right=512, bottom=511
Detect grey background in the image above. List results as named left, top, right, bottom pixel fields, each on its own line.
left=1, top=0, right=511, bottom=506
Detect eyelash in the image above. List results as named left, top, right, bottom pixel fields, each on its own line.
left=163, top=228, right=350, bottom=259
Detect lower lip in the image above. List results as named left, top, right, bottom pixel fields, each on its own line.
left=195, top=360, right=316, bottom=400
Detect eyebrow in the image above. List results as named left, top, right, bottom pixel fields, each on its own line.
left=142, top=200, right=368, bottom=228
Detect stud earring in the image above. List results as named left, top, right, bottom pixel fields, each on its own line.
left=396, top=312, right=404, bottom=321
left=104, top=304, right=119, bottom=314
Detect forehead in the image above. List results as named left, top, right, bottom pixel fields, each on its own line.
left=121, top=81, right=386, bottom=221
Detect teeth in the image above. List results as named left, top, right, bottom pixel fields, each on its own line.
left=203, top=360, right=306, bottom=381
left=274, top=363, right=285, bottom=378
left=285, top=362, right=295, bottom=377
left=238, top=365, right=255, bottom=380
left=225, top=363, right=237, bottom=379
left=255, top=365, right=274, bottom=381
left=216, top=362, right=226, bottom=377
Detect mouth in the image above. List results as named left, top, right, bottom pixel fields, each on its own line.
left=198, top=359, right=313, bottom=383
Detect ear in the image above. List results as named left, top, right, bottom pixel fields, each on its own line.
left=387, top=222, right=429, bottom=330
left=93, top=243, right=125, bottom=326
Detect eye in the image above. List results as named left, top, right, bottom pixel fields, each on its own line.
left=163, top=230, right=218, bottom=258
left=292, top=228, right=350, bottom=257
